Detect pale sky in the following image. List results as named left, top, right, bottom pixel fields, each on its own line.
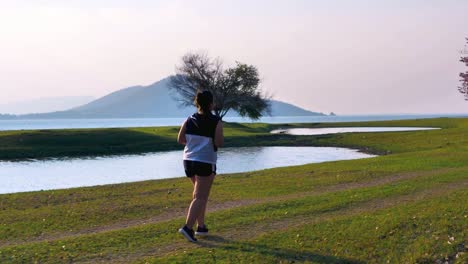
left=0, top=0, right=467, bottom=114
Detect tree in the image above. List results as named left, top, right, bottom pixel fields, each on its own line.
left=168, top=52, right=271, bottom=119
left=459, top=38, right=468, bottom=101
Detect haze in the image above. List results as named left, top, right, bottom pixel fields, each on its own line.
left=1, top=0, right=467, bottom=114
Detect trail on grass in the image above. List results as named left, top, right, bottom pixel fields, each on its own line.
left=1, top=168, right=455, bottom=248
left=88, top=179, right=467, bottom=264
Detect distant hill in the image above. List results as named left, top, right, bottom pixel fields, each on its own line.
left=9, top=78, right=325, bottom=119
left=0, top=96, right=95, bottom=115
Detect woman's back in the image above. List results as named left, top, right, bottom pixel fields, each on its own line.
left=183, top=113, right=220, bottom=164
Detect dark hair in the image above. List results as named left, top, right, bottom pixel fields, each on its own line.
left=195, top=90, right=213, bottom=114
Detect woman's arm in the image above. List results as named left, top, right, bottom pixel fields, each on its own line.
left=177, top=120, right=187, bottom=145
left=214, top=121, right=224, bottom=147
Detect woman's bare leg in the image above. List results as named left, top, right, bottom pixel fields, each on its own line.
left=185, top=174, right=215, bottom=229
left=188, top=177, right=208, bottom=228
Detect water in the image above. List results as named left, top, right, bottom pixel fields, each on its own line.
left=271, top=127, right=440, bottom=135
left=0, top=146, right=375, bottom=194
left=0, top=114, right=466, bottom=131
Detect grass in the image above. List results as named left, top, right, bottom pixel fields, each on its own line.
left=0, top=117, right=466, bottom=263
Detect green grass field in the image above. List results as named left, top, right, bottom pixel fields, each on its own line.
left=0, top=117, right=466, bottom=263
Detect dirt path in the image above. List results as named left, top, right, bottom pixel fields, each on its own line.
left=1, top=167, right=460, bottom=248
left=88, top=179, right=467, bottom=264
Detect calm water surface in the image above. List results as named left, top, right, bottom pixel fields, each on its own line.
left=271, top=127, right=440, bottom=135
left=0, top=114, right=465, bottom=131
left=0, top=146, right=375, bottom=194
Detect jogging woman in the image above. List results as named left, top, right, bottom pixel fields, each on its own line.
left=177, top=90, right=224, bottom=242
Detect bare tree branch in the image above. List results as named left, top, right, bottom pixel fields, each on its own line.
left=169, top=52, right=271, bottom=119
left=459, top=38, right=468, bottom=101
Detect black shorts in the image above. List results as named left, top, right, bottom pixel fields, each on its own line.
left=183, top=160, right=216, bottom=177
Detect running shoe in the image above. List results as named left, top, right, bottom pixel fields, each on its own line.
left=195, top=225, right=209, bottom=236
left=178, top=225, right=197, bottom=242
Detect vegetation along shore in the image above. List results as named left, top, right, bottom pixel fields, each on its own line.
left=0, top=117, right=466, bottom=263
left=0, top=117, right=465, bottom=160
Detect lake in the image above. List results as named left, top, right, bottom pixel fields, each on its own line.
left=271, top=127, right=440, bottom=135
left=0, top=114, right=465, bottom=131
left=0, top=146, right=375, bottom=194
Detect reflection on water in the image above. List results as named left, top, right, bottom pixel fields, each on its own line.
left=0, top=146, right=375, bottom=194
left=271, top=127, right=439, bottom=135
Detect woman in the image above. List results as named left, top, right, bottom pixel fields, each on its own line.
left=177, top=90, right=224, bottom=242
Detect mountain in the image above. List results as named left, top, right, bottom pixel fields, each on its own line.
left=268, top=101, right=323, bottom=116
left=0, top=96, right=95, bottom=115
left=14, top=78, right=325, bottom=119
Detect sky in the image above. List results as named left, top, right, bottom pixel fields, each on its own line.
left=0, top=0, right=467, bottom=115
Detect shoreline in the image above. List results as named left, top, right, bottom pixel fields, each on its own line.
left=0, top=117, right=458, bottom=161
left=0, top=146, right=377, bottom=195
left=1, top=114, right=467, bottom=132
